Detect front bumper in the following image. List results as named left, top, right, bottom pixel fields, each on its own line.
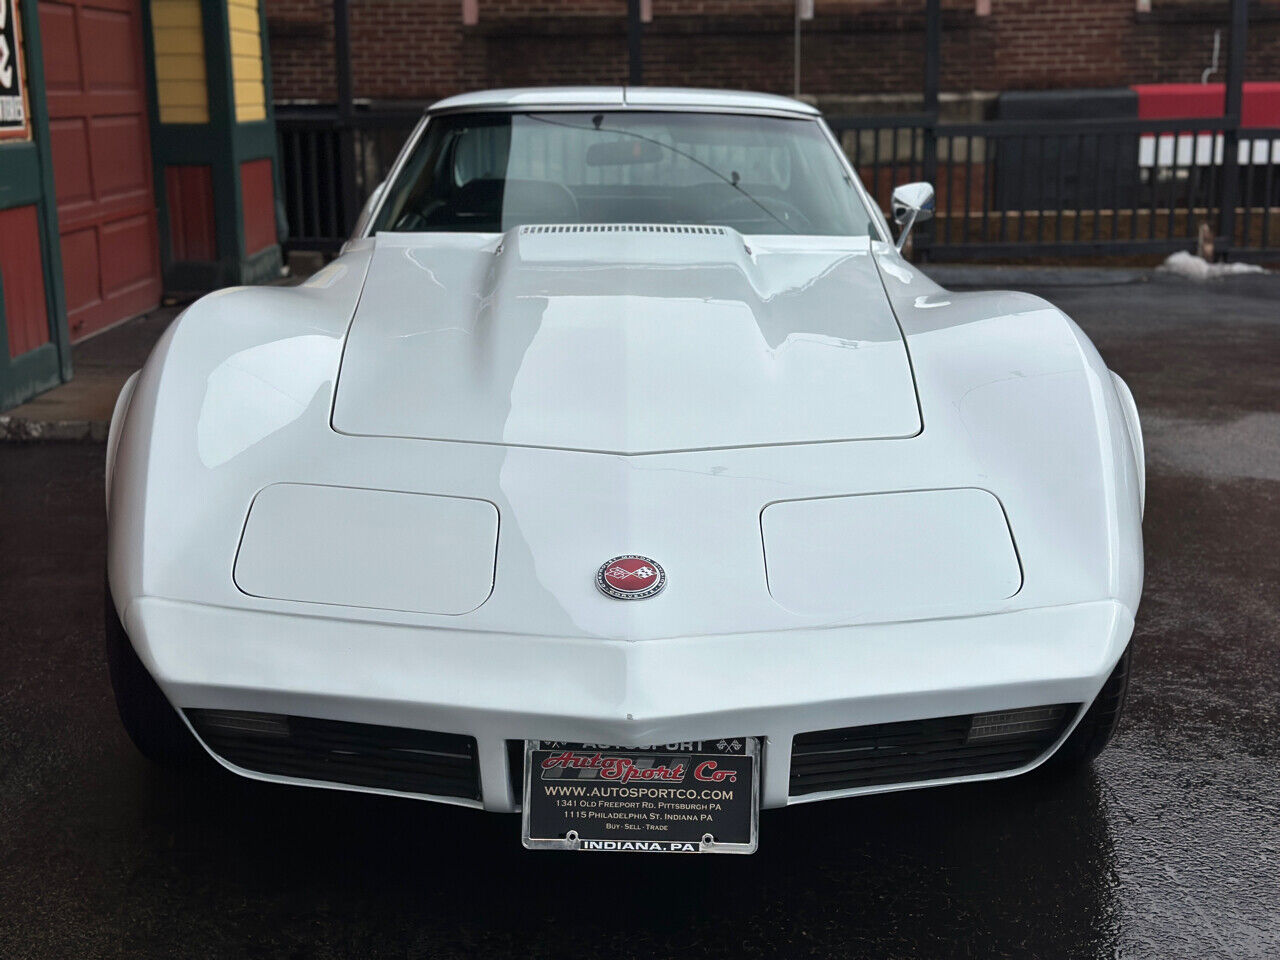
left=126, top=597, right=1133, bottom=811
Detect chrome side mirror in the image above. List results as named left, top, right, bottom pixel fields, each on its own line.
left=890, top=182, right=935, bottom=252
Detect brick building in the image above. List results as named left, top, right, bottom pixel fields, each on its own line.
left=264, top=0, right=1280, bottom=110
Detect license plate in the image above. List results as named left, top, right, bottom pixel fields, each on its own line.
left=522, top=738, right=759, bottom=854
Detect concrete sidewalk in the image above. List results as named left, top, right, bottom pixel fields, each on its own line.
left=0, top=308, right=180, bottom=440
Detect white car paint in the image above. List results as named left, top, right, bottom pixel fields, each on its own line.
left=106, top=88, right=1143, bottom=814
left=331, top=229, right=920, bottom=453
left=233, top=484, right=500, bottom=616
left=428, top=86, right=821, bottom=117
left=761, top=488, right=1023, bottom=618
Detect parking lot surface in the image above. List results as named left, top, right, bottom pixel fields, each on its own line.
left=1, top=269, right=1277, bottom=959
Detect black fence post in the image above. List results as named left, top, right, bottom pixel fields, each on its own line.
left=334, top=0, right=358, bottom=236
left=1219, top=0, right=1248, bottom=258
left=627, top=0, right=644, bottom=86
left=919, top=0, right=941, bottom=259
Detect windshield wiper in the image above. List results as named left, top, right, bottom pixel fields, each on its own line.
left=525, top=113, right=798, bottom=234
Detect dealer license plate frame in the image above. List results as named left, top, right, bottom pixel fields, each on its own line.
left=521, top=738, right=759, bottom=854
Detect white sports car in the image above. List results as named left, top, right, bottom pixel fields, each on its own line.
left=105, top=87, right=1143, bottom=855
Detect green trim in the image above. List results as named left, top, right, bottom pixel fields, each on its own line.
left=160, top=260, right=222, bottom=294
left=18, top=0, right=69, bottom=380
left=0, top=342, right=61, bottom=411
left=201, top=0, right=244, bottom=271
left=0, top=142, right=44, bottom=207
left=257, top=0, right=285, bottom=246
left=162, top=243, right=279, bottom=293
left=151, top=124, right=228, bottom=163
left=230, top=119, right=276, bottom=161
left=150, top=121, right=279, bottom=166
left=138, top=0, right=176, bottom=290
left=0, top=0, right=70, bottom=411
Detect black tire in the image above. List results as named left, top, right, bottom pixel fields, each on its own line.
left=105, top=578, right=202, bottom=765
left=1043, top=643, right=1132, bottom=775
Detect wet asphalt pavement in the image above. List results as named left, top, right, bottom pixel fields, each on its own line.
left=1, top=269, right=1278, bottom=959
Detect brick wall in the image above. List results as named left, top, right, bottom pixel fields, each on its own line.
left=264, top=0, right=1280, bottom=105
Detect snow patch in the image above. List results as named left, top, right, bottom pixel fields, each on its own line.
left=1158, top=251, right=1267, bottom=281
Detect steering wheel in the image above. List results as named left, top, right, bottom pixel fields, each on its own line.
left=709, top=193, right=814, bottom=232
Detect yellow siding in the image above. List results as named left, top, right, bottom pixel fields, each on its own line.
left=151, top=0, right=208, bottom=123
left=155, top=54, right=205, bottom=81
left=232, top=56, right=263, bottom=82
left=151, top=0, right=201, bottom=27
left=160, top=105, right=211, bottom=123
left=227, top=5, right=258, bottom=33
left=157, top=79, right=209, bottom=107
left=227, top=0, right=266, bottom=123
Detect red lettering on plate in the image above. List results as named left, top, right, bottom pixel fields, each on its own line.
left=693, top=760, right=738, bottom=783
left=539, top=751, right=686, bottom=783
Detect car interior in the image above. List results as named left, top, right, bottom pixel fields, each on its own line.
left=375, top=112, right=868, bottom=236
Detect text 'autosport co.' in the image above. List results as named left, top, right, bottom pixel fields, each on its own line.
left=522, top=740, right=760, bottom=854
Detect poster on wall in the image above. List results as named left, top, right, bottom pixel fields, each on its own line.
left=0, top=0, right=29, bottom=140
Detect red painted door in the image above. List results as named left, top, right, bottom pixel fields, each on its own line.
left=40, top=0, right=161, bottom=341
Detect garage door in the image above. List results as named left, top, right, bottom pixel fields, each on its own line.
left=40, top=0, right=161, bottom=341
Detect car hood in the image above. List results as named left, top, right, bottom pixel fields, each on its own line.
left=331, top=227, right=920, bottom=454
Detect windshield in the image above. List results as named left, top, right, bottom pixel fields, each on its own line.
left=372, top=111, right=875, bottom=236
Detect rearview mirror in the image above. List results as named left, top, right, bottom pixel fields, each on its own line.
left=890, top=182, right=935, bottom=252
left=585, top=140, right=664, bottom=166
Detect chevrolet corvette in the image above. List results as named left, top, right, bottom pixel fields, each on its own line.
left=105, top=87, right=1143, bottom=854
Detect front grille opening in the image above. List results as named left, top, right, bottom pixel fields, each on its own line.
left=968, top=705, right=1069, bottom=740
left=789, top=703, right=1079, bottom=797
left=507, top=739, right=526, bottom=807
left=187, top=709, right=480, bottom=801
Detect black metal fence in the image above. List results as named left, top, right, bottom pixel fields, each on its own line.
left=826, top=114, right=1280, bottom=261
left=277, top=108, right=1280, bottom=262
left=276, top=107, right=420, bottom=252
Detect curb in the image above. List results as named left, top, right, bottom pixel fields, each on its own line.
left=0, top=416, right=108, bottom=442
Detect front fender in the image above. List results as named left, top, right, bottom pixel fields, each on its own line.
left=1109, top=370, right=1145, bottom=516
left=873, top=246, right=1144, bottom=617
left=107, top=250, right=374, bottom=620
left=105, top=369, right=141, bottom=515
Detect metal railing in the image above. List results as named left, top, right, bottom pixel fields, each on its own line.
left=278, top=108, right=1280, bottom=261
left=276, top=107, right=420, bottom=252
left=826, top=114, right=1280, bottom=261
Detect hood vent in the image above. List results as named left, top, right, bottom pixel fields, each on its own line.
left=520, top=223, right=726, bottom=236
